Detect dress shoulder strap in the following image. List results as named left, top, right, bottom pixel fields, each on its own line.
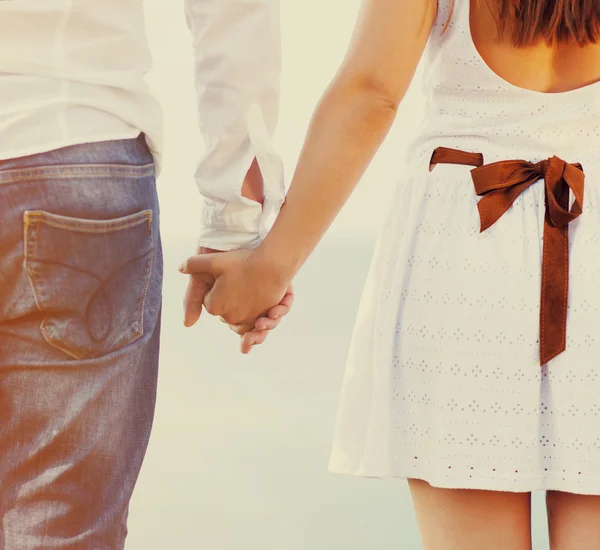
left=430, top=0, right=470, bottom=44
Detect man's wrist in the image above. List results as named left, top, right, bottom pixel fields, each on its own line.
left=241, top=158, right=265, bottom=205
left=198, top=246, right=222, bottom=254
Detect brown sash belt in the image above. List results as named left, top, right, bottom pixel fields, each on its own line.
left=430, top=146, right=585, bottom=366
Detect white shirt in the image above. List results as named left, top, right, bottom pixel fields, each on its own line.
left=0, top=0, right=285, bottom=250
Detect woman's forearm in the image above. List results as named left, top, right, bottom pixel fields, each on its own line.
left=256, top=77, right=398, bottom=278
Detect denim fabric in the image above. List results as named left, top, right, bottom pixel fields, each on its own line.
left=0, top=134, right=163, bottom=549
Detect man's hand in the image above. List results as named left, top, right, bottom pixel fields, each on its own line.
left=182, top=247, right=218, bottom=328
left=180, top=248, right=292, bottom=346
left=182, top=247, right=293, bottom=354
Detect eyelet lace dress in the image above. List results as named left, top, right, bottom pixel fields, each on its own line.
left=328, top=0, right=600, bottom=494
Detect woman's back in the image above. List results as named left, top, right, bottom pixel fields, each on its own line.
left=470, top=0, right=600, bottom=93
left=412, top=0, right=600, bottom=167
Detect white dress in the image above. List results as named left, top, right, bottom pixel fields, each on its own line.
left=328, top=0, right=600, bottom=494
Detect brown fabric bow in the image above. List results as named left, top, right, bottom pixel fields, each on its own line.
left=430, top=146, right=585, bottom=366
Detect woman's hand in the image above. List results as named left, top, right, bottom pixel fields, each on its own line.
left=239, top=284, right=294, bottom=354
left=182, top=247, right=293, bottom=354
left=180, top=248, right=293, bottom=351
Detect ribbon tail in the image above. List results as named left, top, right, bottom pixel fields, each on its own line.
left=539, top=221, right=569, bottom=365
left=477, top=181, right=533, bottom=232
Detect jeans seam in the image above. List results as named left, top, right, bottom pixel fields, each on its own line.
left=0, top=163, right=155, bottom=185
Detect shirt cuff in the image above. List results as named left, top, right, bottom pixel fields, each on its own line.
left=197, top=195, right=285, bottom=251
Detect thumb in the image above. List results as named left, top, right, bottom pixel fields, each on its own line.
left=182, top=273, right=214, bottom=327
left=179, top=252, right=222, bottom=276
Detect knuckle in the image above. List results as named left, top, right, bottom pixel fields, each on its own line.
left=234, top=324, right=251, bottom=335
left=204, top=296, right=220, bottom=316
left=228, top=311, right=245, bottom=326
left=223, top=313, right=238, bottom=325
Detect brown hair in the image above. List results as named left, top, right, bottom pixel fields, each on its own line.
left=447, top=0, right=600, bottom=46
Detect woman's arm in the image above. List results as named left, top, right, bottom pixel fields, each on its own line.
left=180, top=0, right=439, bottom=331
left=256, top=0, right=437, bottom=278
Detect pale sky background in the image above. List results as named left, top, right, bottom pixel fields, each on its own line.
left=122, top=2, right=551, bottom=549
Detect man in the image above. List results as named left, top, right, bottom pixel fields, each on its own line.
left=0, top=0, right=288, bottom=547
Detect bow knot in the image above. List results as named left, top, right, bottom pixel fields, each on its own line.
left=532, top=158, right=551, bottom=177
left=430, top=147, right=585, bottom=366
left=469, top=155, right=584, bottom=233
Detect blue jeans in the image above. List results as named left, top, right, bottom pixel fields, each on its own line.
left=0, top=134, right=163, bottom=549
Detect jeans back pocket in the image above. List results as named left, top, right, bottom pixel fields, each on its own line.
left=24, top=209, right=154, bottom=360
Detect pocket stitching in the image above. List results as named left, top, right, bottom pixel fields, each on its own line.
left=23, top=211, right=154, bottom=360
left=119, top=241, right=154, bottom=351
left=24, top=215, right=44, bottom=312
left=24, top=215, right=64, bottom=356
left=39, top=249, right=153, bottom=360
left=25, top=209, right=152, bottom=233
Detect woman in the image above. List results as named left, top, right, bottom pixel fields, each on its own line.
left=182, top=1, right=600, bottom=548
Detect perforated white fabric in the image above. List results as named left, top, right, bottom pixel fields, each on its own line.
left=329, top=0, right=600, bottom=493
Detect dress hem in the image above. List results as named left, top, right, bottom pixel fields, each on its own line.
left=328, top=464, right=600, bottom=495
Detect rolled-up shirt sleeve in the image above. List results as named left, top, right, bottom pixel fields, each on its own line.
left=185, top=0, right=285, bottom=251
